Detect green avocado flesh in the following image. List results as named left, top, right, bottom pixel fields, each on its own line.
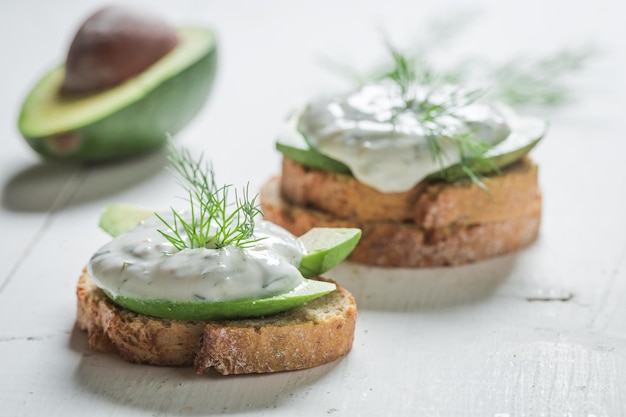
left=18, top=26, right=217, bottom=162
left=98, top=204, right=154, bottom=238
left=96, top=204, right=360, bottom=320
left=298, top=227, right=362, bottom=278
left=276, top=113, right=546, bottom=183
left=103, top=279, right=336, bottom=321
left=275, top=113, right=351, bottom=173
left=276, top=140, right=351, bottom=174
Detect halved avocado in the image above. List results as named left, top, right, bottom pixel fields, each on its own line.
left=18, top=26, right=217, bottom=162
left=276, top=110, right=547, bottom=183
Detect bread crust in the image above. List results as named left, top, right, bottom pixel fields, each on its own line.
left=261, top=160, right=542, bottom=267
left=76, top=270, right=357, bottom=375
left=280, top=157, right=541, bottom=227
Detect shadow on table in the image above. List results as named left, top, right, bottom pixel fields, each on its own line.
left=2, top=149, right=167, bottom=212
left=68, top=325, right=340, bottom=415
left=330, top=254, right=517, bottom=311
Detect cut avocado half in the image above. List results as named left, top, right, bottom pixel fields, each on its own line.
left=18, top=26, right=217, bottom=162
left=276, top=110, right=547, bottom=183
left=103, top=278, right=336, bottom=321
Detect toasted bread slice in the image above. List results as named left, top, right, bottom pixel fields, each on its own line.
left=261, top=173, right=541, bottom=267
left=280, top=157, right=540, bottom=228
left=76, top=270, right=357, bottom=375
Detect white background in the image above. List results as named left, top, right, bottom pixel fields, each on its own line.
left=1, top=0, right=624, bottom=416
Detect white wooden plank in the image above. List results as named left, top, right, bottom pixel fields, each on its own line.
left=1, top=0, right=624, bottom=416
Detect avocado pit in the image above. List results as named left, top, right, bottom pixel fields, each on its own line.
left=61, top=6, right=179, bottom=95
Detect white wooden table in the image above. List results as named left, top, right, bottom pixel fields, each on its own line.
left=1, top=1, right=624, bottom=416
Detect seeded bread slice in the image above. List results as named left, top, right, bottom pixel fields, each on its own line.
left=76, top=270, right=357, bottom=375
left=261, top=175, right=541, bottom=267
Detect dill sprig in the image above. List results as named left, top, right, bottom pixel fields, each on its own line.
left=323, top=8, right=595, bottom=110
left=156, top=143, right=264, bottom=251
left=487, top=46, right=597, bottom=106
left=370, top=21, right=599, bottom=107
left=382, top=41, right=418, bottom=100
left=380, top=45, right=498, bottom=187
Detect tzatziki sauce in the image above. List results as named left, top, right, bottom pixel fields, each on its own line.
left=297, top=82, right=511, bottom=193
left=88, top=215, right=305, bottom=302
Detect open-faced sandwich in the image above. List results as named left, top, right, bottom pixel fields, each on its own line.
left=76, top=145, right=361, bottom=375
left=261, top=54, right=547, bottom=268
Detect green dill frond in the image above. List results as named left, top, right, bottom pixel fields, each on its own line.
left=408, top=83, right=493, bottom=185
left=325, top=9, right=595, bottom=109
left=369, top=41, right=497, bottom=185
left=377, top=38, right=439, bottom=94
left=166, top=142, right=218, bottom=203
left=157, top=142, right=265, bottom=251
left=381, top=41, right=416, bottom=98
left=488, top=46, right=597, bottom=106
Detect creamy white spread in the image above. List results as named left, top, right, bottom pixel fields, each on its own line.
left=297, top=82, right=512, bottom=193
left=88, top=215, right=305, bottom=302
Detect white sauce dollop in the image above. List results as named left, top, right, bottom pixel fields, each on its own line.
left=88, top=215, right=305, bottom=302
left=298, top=82, right=511, bottom=193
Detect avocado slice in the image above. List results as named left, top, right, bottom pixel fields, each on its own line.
left=276, top=140, right=352, bottom=174
left=18, top=26, right=217, bottom=162
left=275, top=114, right=351, bottom=173
left=98, top=204, right=155, bottom=238
left=298, top=227, right=362, bottom=278
left=428, top=114, right=547, bottom=182
left=276, top=110, right=547, bottom=183
left=102, top=279, right=337, bottom=321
